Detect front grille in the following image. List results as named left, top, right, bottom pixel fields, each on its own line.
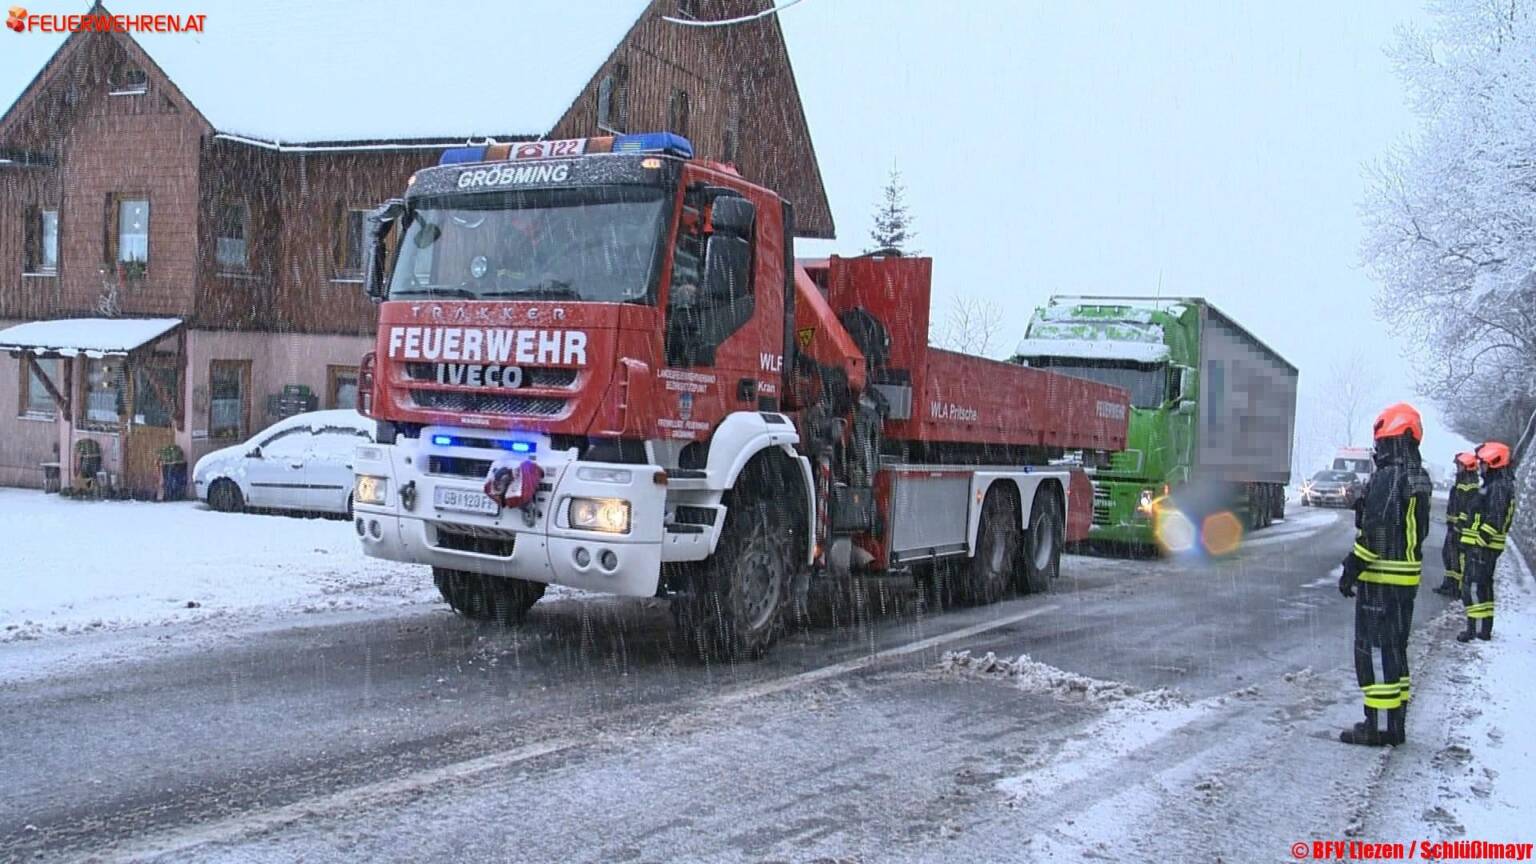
left=411, top=390, right=566, bottom=416
left=432, top=523, right=518, bottom=558
left=428, top=456, right=493, bottom=479
left=1092, top=483, right=1113, bottom=526
left=404, top=364, right=579, bottom=389
left=1107, top=449, right=1143, bottom=474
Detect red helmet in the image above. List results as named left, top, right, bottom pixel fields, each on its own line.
left=1454, top=452, right=1479, bottom=471
left=1372, top=402, right=1423, bottom=443
left=1477, top=441, right=1511, bottom=470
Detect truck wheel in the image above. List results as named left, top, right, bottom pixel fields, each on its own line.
left=960, top=486, right=1021, bottom=605
left=1018, top=486, right=1062, bottom=594
left=676, top=494, right=795, bottom=660
left=433, top=568, right=544, bottom=625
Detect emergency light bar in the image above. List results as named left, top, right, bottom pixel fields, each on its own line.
left=438, top=132, right=693, bottom=166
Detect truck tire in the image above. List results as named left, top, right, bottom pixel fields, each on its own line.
left=960, top=486, right=1021, bottom=605
left=433, top=567, right=544, bottom=625
left=1271, top=484, right=1286, bottom=521
left=1018, top=486, right=1062, bottom=594
left=675, top=475, right=797, bottom=659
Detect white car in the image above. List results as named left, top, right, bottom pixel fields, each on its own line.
left=194, top=410, right=374, bottom=516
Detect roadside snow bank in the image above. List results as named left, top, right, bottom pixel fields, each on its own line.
left=1364, top=550, right=1536, bottom=840
left=0, top=488, right=436, bottom=644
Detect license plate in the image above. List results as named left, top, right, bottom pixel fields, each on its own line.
left=434, top=486, right=499, bottom=515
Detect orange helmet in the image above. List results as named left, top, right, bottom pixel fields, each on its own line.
left=1477, top=441, right=1511, bottom=470
left=1372, top=402, right=1423, bottom=443
left=1454, top=451, right=1479, bottom=471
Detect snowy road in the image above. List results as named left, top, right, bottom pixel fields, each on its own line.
left=1, top=504, right=1513, bottom=862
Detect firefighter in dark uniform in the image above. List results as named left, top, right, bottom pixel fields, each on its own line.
left=1434, top=452, right=1480, bottom=597
left=1338, top=402, right=1433, bottom=747
left=1457, top=441, right=1516, bottom=642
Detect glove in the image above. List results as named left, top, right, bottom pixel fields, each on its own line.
left=1339, top=556, right=1362, bottom=598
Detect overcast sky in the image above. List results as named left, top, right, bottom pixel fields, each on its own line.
left=0, top=1, right=1472, bottom=469
left=783, top=0, right=1472, bottom=470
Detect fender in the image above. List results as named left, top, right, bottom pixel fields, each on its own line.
left=703, top=411, right=815, bottom=565
left=966, top=470, right=1064, bottom=553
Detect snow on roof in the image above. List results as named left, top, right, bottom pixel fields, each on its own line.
left=1038, top=300, right=1188, bottom=324
left=0, top=317, right=181, bottom=357
left=2, top=0, right=652, bottom=145
left=1014, top=337, right=1170, bottom=364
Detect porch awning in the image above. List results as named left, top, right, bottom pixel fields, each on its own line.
left=0, top=318, right=183, bottom=358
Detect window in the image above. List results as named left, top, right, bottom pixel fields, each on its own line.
left=209, top=361, right=249, bottom=440
left=668, top=89, right=691, bottom=137
left=215, top=201, right=248, bottom=271
left=665, top=195, right=755, bottom=366
left=21, top=358, right=62, bottom=418
left=132, top=365, right=177, bottom=428
left=24, top=208, right=59, bottom=274
left=327, top=365, right=359, bottom=410
left=83, top=359, right=126, bottom=426
left=116, top=197, right=150, bottom=264
left=335, top=206, right=368, bottom=278
left=108, top=62, right=148, bottom=95
left=722, top=97, right=741, bottom=165
left=596, top=64, right=628, bottom=133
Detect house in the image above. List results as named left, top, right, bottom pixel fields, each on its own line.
left=0, top=0, right=832, bottom=495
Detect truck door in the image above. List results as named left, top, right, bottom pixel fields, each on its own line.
left=661, top=179, right=786, bottom=437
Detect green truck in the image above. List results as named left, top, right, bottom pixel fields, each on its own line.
left=1013, top=296, right=1298, bottom=547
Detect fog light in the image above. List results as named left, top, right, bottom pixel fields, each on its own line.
left=369, top=519, right=382, bottom=539
left=355, top=474, right=388, bottom=505
left=355, top=517, right=365, bottom=537
left=568, top=497, right=631, bottom=534
left=599, top=549, right=618, bottom=571
left=574, top=547, right=591, bottom=567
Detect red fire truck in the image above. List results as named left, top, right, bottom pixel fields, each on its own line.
left=351, top=132, right=1129, bottom=657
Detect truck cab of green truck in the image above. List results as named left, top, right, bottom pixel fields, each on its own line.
left=1013, top=296, right=1297, bottom=548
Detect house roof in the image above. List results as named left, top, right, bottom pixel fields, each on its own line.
left=0, top=317, right=182, bottom=357
left=0, top=0, right=652, bottom=145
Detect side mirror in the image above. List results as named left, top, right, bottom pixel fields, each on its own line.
left=710, top=196, right=755, bottom=238
left=247, top=446, right=262, bottom=459
left=1177, top=366, right=1195, bottom=401
left=1177, top=400, right=1196, bottom=416
left=363, top=198, right=407, bottom=303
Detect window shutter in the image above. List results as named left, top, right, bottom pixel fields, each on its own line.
left=103, top=193, right=119, bottom=265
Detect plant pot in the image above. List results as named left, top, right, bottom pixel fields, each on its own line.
left=159, top=461, right=188, bottom=501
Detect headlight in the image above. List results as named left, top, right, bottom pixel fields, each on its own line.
left=569, top=497, right=631, bottom=534
left=1138, top=488, right=1155, bottom=513
left=355, top=475, right=388, bottom=505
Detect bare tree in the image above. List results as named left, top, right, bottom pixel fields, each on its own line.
left=932, top=295, right=1005, bottom=357
left=1326, top=349, right=1380, bottom=446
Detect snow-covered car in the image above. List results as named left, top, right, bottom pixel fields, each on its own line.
left=193, top=410, right=375, bottom=516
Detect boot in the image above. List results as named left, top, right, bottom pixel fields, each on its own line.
left=1478, top=618, right=1492, bottom=641
left=1457, top=619, right=1478, bottom=642
left=1341, top=708, right=1385, bottom=746
left=1386, top=706, right=1406, bottom=746
left=1435, top=580, right=1458, bottom=597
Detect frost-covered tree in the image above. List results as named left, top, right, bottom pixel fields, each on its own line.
left=866, top=166, right=919, bottom=255
left=1362, top=0, right=1536, bottom=409
left=932, top=295, right=1003, bottom=357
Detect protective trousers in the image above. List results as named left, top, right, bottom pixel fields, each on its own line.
left=1461, top=548, right=1497, bottom=639
left=1439, top=525, right=1464, bottom=591
left=1354, top=582, right=1414, bottom=737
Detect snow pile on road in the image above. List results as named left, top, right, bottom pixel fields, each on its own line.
left=0, top=488, right=437, bottom=645
left=939, top=649, right=1187, bottom=709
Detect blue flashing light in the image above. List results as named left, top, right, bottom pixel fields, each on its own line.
left=429, top=433, right=536, bottom=454
left=439, top=146, right=488, bottom=166
left=432, top=434, right=453, bottom=446
left=612, top=132, right=693, bottom=159
left=510, top=441, right=533, bottom=454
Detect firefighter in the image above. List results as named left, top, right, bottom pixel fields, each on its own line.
left=1434, top=452, right=1481, bottom=597
left=1457, top=441, right=1516, bottom=642
left=1338, top=402, right=1433, bottom=747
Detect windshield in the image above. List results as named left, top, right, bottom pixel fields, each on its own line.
left=1312, top=470, right=1354, bottom=483
left=1332, top=458, right=1372, bottom=474
left=388, top=185, right=670, bottom=303
left=1028, top=360, right=1169, bottom=408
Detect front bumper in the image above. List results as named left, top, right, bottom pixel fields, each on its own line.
left=352, top=431, right=666, bottom=597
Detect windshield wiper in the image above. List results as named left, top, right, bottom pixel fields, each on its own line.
left=390, top=286, right=479, bottom=299
left=478, top=281, right=581, bottom=300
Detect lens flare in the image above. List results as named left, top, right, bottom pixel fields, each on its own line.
left=1201, top=511, right=1244, bottom=556
left=1154, top=507, right=1197, bottom=553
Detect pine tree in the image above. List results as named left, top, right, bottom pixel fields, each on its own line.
left=866, top=166, right=918, bottom=255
